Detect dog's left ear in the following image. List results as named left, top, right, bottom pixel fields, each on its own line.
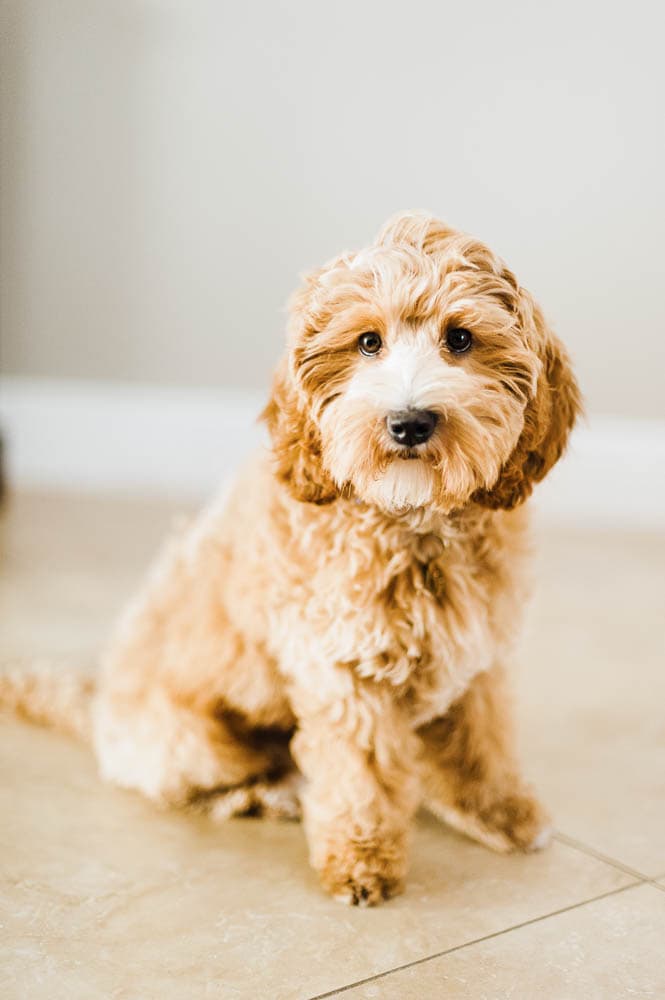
left=262, top=357, right=339, bottom=505
left=473, top=289, right=582, bottom=511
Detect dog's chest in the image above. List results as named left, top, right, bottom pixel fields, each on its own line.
left=359, top=530, right=496, bottom=721
left=273, top=510, right=500, bottom=723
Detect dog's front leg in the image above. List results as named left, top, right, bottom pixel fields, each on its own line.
left=290, top=683, right=420, bottom=905
left=419, top=664, right=551, bottom=853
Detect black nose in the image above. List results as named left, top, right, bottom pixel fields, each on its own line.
left=386, top=409, right=438, bottom=447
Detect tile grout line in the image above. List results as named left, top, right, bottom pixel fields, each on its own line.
left=307, top=828, right=656, bottom=999
left=552, top=830, right=663, bottom=885
left=305, top=880, right=643, bottom=1000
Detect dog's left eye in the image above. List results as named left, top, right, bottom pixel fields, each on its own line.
left=446, top=327, right=473, bottom=354
left=358, top=332, right=382, bottom=356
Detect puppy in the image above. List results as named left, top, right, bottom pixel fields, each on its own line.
left=1, top=212, right=581, bottom=905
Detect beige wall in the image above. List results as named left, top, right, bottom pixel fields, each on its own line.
left=2, top=0, right=664, bottom=418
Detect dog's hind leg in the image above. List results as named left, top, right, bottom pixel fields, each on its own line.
left=419, top=665, right=551, bottom=853
left=93, top=689, right=275, bottom=808
left=91, top=499, right=295, bottom=809
left=195, top=768, right=302, bottom=822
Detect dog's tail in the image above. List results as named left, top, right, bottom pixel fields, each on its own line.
left=0, top=662, right=96, bottom=742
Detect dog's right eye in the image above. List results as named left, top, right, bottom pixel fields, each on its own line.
left=358, top=332, right=382, bottom=356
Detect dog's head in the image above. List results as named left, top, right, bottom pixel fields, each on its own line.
left=264, top=212, right=581, bottom=514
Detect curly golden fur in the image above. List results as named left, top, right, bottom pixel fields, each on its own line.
left=0, top=212, right=581, bottom=905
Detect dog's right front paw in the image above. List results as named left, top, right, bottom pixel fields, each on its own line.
left=314, top=836, right=407, bottom=906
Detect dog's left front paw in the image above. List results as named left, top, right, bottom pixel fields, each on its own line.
left=478, top=790, right=552, bottom=852
left=429, top=789, right=552, bottom=854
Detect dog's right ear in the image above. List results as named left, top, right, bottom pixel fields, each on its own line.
left=261, top=356, right=339, bottom=505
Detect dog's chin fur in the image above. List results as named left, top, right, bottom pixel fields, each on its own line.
left=2, top=212, right=581, bottom=906
left=362, top=459, right=435, bottom=512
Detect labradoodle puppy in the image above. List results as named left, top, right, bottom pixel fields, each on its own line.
left=1, top=212, right=581, bottom=905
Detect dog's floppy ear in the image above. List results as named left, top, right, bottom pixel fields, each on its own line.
left=473, top=289, right=582, bottom=511
left=262, top=356, right=339, bottom=505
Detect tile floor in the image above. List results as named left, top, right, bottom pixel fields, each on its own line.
left=1, top=492, right=664, bottom=999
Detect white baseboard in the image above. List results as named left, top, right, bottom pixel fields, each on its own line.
left=0, top=377, right=266, bottom=497
left=534, top=415, right=665, bottom=529
left=1, top=376, right=664, bottom=529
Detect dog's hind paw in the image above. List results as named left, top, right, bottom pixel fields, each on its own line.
left=196, top=770, right=303, bottom=822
